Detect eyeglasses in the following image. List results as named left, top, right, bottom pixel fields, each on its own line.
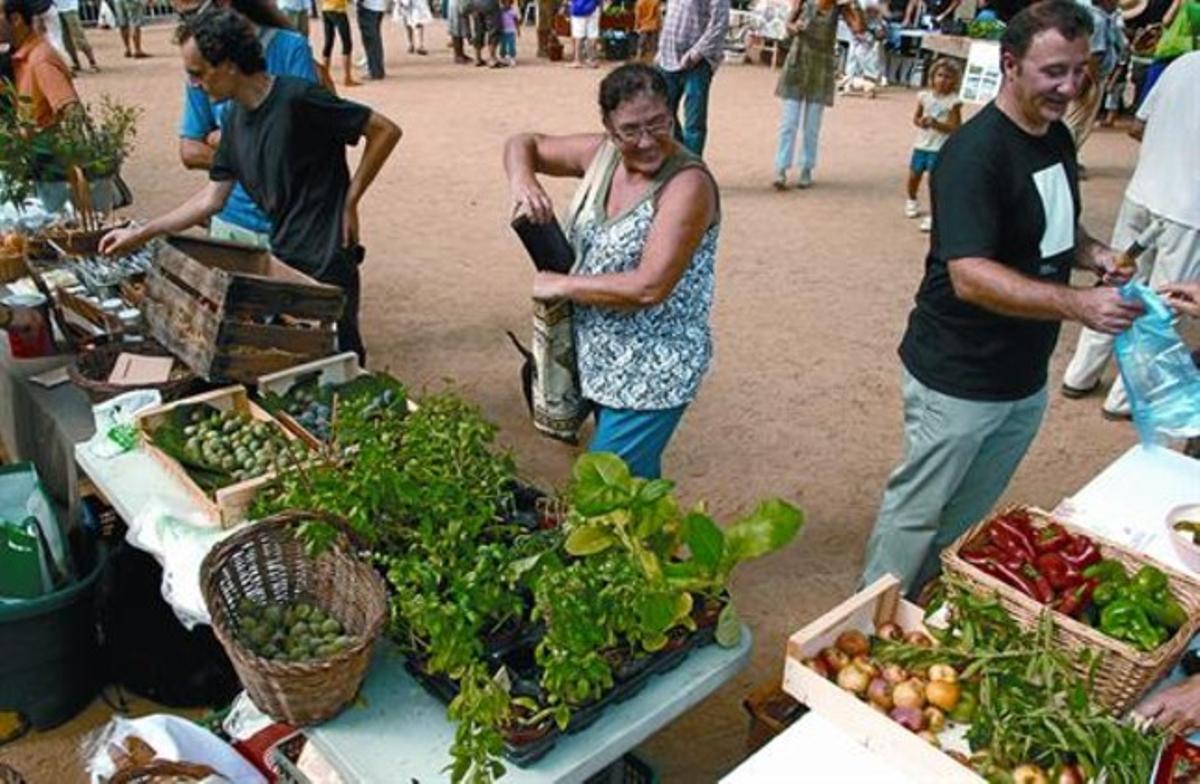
left=178, top=0, right=213, bottom=20
left=610, top=117, right=674, bottom=145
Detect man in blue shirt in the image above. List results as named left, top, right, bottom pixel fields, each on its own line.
left=174, top=0, right=316, bottom=247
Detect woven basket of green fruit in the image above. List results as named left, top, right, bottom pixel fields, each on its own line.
left=200, top=509, right=388, bottom=725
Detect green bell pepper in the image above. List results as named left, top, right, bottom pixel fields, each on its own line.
left=1083, top=558, right=1128, bottom=585
left=1100, top=599, right=1166, bottom=651
left=1131, top=565, right=1169, bottom=597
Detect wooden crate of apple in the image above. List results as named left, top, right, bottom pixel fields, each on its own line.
left=808, top=625, right=972, bottom=750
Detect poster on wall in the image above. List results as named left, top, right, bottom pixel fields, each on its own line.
left=959, top=40, right=1002, bottom=103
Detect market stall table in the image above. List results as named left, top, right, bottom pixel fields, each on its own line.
left=722, top=444, right=1200, bottom=782
left=306, top=630, right=753, bottom=783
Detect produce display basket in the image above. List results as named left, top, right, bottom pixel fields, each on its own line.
left=782, top=575, right=984, bottom=783
left=0, top=249, right=28, bottom=285
left=135, top=385, right=306, bottom=527
left=68, top=340, right=199, bottom=403
left=942, top=506, right=1200, bottom=714
left=201, top=510, right=388, bottom=725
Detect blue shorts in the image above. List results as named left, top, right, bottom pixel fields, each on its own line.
left=588, top=404, right=687, bottom=479
left=910, top=148, right=938, bottom=173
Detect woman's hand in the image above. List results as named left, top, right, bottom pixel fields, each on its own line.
left=1159, top=282, right=1200, bottom=318
left=511, top=177, right=556, bottom=225
left=533, top=271, right=570, bottom=301
left=1135, top=676, right=1200, bottom=736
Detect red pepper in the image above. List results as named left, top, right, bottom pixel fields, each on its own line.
left=1020, top=563, right=1054, bottom=604
left=977, top=558, right=1041, bottom=600
left=1060, top=534, right=1102, bottom=570
left=987, top=518, right=1036, bottom=563
left=1051, top=578, right=1098, bottom=618
left=1032, top=522, right=1071, bottom=554
left=1034, top=551, right=1083, bottom=592
left=961, top=543, right=1024, bottom=571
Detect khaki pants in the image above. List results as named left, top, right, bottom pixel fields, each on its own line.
left=1062, top=197, right=1200, bottom=415
left=59, top=11, right=94, bottom=68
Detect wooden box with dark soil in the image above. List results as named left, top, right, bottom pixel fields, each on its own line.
left=141, top=235, right=344, bottom=384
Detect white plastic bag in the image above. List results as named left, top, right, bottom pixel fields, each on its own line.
left=85, top=714, right=266, bottom=784
left=87, top=389, right=162, bottom=459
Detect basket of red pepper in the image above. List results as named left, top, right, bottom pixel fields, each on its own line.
left=942, top=506, right=1200, bottom=715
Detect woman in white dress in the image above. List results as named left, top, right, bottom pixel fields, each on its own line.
left=393, top=0, right=434, bottom=54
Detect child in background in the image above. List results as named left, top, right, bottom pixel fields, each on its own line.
left=905, top=57, right=961, bottom=231
left=499, top=0, right=519, bottom=65
left=635, top=0, right=661, bottom=63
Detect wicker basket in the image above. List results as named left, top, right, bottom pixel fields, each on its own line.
left=201, top=510, right=388, bottom=725
left=68, top=341, right=199, bottom=403
left=0, top=249, right=27, bottom=285
left=942, top=506, right=1200, bottom=714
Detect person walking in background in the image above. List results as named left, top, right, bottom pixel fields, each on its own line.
left=113, top=0, right=148, bottom=57
left=1061, top=52, right=1200, bottom=420
left=656, top=0, right=729, bottom=156
left=174, top=0, right=321, bottom=247
left=55, top=0, right=98, bottom=72
left=772, top=0, right=861, bottom=189
left=904, top=58, right=962, bottom=231
left=634, top=0, right=661, bottom=62
left=504, top=64, right=721, bottom=479
left=278, top=0, right=310, bottom=38
left=1063, top=0, right=1124, bottom=170
left=357, top=0, right=386, bottom=79
left=321, top=0, right=361, bottom=85
left=394, top=0, right=433, bottom=54
left=497, top=0, right=517, bottom=64
left=859, top=0, right=1140, bottom=597
left=568, top=0, right=599, bottom=67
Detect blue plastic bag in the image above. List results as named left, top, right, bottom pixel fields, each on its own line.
left=1113, top=282, right=1200, bottom=444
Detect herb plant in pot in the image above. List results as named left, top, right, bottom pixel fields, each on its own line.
left=31, top=96, right=140, bottom=216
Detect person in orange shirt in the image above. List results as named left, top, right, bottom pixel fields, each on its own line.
left=634, top=0, right=661, bottom=62
left=2, top=0, right=79, bottom=128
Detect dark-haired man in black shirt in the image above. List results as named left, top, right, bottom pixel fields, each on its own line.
left=860, top=0, right=1142, bottom=597
left=100, top=8, right=401, bottom=364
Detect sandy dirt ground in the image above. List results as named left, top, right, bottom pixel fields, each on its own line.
left=0, top=18, right=1168, bottom=783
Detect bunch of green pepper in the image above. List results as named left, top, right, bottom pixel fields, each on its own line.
left=1084, top=559, right=1188, bottom=651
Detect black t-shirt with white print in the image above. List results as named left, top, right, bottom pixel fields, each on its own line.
left=899, top=102, right=1080, bottom=402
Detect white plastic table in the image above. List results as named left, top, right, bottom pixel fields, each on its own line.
left=722, top=444, right=1200, bottom=783
left=307, top=632, right=753, bottom=783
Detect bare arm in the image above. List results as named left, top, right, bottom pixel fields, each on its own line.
left=948, top=257, right=1141, bottom=334
left=1160, top=282, right=1200, bottom=318
left=179, top=138, right=215, bottom=170
left=927, top=103, right=962, bottom=135
left=534, top=168, right=717, bottom=309
left=1128, top=119, right=1146, bottom=141
left=912, top=101, right=926, bottom=128
left=99, top=181, right=234, bottom=255
left=341, top=111, right=403, bottom=247
left=841, top=2, right=864, bottom=34
left=504, top=132, right=606, bottom=223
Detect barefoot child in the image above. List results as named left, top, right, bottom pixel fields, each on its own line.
left=905, top=57, right=961, bottom=231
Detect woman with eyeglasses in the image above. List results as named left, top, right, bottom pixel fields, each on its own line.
left=504, top=63, right=721, bottom=479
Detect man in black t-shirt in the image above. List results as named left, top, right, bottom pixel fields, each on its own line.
left=100, top=9, right=402, bottom=364
left=859, top=0, right=1143, bottom=597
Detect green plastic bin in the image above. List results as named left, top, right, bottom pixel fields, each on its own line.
left=0, top=541, right=105, bottom=730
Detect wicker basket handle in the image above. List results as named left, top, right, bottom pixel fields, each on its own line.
left=106, top=760, right=219, bottom=783
left=257, top=508, right=371, bottom=556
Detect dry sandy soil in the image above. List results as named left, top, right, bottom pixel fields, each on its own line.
left=0, top=18, right=1162, bottom=783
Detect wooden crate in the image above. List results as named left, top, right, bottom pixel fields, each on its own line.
left=141, top=235, right=344, bottom=384
left=256, top=352, right=366, bottom=447
left=782, top=576, right=985, bottom=784
left=136, top=385, right=304, bottom=527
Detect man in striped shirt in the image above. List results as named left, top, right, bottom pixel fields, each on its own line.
left=655, top=0, right=729, bottom=156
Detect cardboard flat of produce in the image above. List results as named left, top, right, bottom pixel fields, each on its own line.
left=782, top=576, right=986, bottom=784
